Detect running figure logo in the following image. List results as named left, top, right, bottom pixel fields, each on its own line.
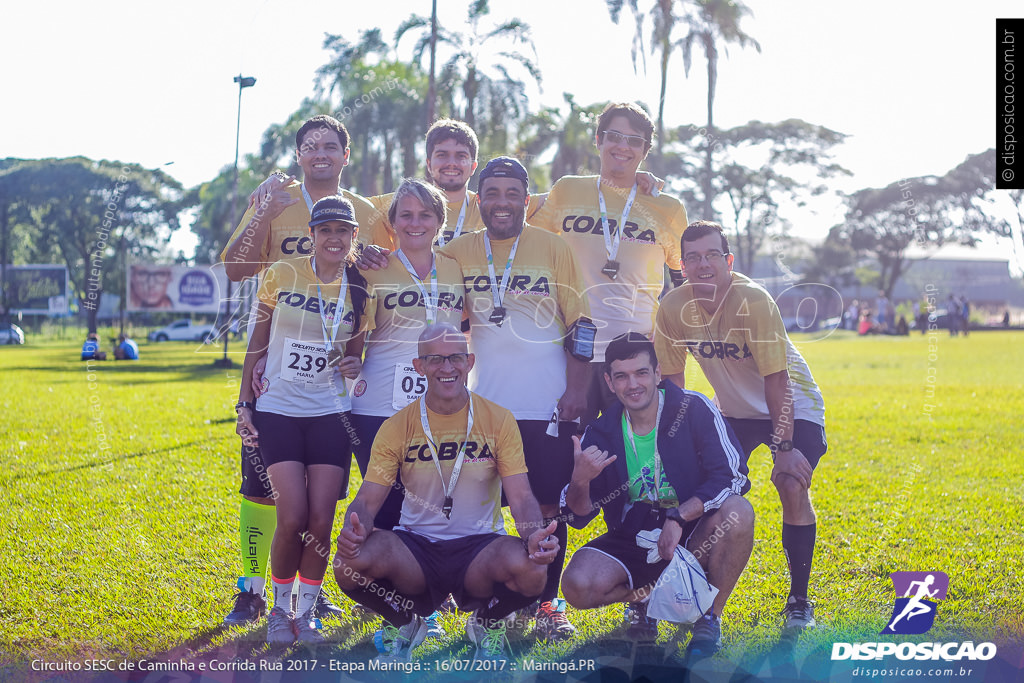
left=881, top=571, right=949, bottom=635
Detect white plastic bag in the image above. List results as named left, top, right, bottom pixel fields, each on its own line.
left=639, top=530, right=719, bottom=624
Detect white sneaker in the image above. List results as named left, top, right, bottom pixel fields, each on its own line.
left=266, top=606, right=296, bottom=645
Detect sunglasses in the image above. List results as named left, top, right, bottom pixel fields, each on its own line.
left=601, top=129, right=648, bottom=149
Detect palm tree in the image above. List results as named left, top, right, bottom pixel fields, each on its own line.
left=395, top=0, right=541, bottom=146
left=680, top=0, right=761, bottom=220
left=605, top=0, right=678, bottom=156
left=315, top=31, right=428, bottom=195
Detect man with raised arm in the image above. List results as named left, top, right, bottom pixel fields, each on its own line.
left=218, top=114, right=381, bottom=626
left=529, top=102, right=688, bottom=427
left=559, top=332, right=752, bottom=655
left=334, top=323, right=557, bottom=663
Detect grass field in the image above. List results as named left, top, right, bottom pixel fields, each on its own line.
left=1, top=330, right=1022, bottom=682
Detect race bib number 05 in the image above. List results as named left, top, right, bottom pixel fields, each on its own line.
left=281, top=338, right=330, bottom=384
left=392, top=363, right=426, bottom=410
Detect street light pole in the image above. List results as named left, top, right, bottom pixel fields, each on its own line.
left=216, top=74, right=256, bottom=368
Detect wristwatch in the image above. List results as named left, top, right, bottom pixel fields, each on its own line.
left=771, top=439, right=794, bottom=454
left=235, top=400, right=254, bottom=411
left=664, top=507, right=685, bottom=528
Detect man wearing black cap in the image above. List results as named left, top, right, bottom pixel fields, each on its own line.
left=437, top=156, right=593, bottom=640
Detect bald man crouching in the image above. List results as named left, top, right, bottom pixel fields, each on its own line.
left=334, top=323, right=557, bottom=663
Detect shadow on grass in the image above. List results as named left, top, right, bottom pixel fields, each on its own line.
left=1, top=439, right=210, bottom=484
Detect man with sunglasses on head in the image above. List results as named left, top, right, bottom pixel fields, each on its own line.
left=653, top=220, right=827, bottom=634
left=529, top=102, right=688, bottom=429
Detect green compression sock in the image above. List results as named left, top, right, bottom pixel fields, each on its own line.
left=239, top=498, right=277, bottom=595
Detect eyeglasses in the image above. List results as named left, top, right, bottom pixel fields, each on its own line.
left=682, top=251, right=729, bottom=267
left=418, top=353, right=470, bottom=367
left=601, top=130, right=648, bottom=149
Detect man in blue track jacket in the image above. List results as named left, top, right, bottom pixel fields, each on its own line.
left=559, top=332, right=754, bottom=656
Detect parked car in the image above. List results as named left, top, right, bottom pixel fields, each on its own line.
left=148, top=319, right=214, bottom=342
left=0, top=322, right=25, bottom=345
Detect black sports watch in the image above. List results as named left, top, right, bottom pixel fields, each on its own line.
left=235, top=400, right=254, bottom=411
left=664, top=507, right=685, bottom=528
left=771, top=439, right=794, bottom=454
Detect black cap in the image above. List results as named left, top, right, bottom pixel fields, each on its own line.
left=309, top=195, right=358, bottom=228
left=478, top=156, right=529, bottom=192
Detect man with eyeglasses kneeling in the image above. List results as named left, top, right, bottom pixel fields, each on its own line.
left=559, top=332, right=753, bottom=658
left=654, top=220, right=829, bottom=635
left=334, top=322, right=558, bottom=663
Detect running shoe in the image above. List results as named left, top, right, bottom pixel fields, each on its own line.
left=782, top=596, right=816, bottom=631
left=625, top=601, right=659, bottom=640
left=424, top=610, right=446, bottom=638
left=294, top=609, right=326, bottom=644
left=466, top=612, right=511, bottom=663
left=534, top=599, right=575, bottom=641
left=686, top=613, right=722, bottom=656
left=223, top=586, right=267, bottom=626
left=312, top=589, right=345, bottom=620
left=266, top=606, right=297, bottom=645
left=375, top=616, right=428, bottom=660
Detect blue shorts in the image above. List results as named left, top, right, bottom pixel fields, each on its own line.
left=723, top=418, right=827, bottom=469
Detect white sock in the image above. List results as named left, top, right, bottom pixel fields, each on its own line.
left=295, top=576, right=323, bottom=617
left=271, top=575, right=295, bottom=613
left=242, top=576, right=266, bottom=596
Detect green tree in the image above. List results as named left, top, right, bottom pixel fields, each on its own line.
left=186, top=165, right=267, bottom=265
left=838, top=151, right=998, bottom=298
left=317, top=32, right=428, bottom=196
left=679, top=0, right=761, bottom=220
left=395, top=0, right=542, bottom=161
left=0, top=158, right=184, bottom=332
left=605, top=0, right=680, bottom=158
left=672, top=118, right=849, bottom=274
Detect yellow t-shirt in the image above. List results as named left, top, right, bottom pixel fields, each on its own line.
left=530, top=175, right=687, bottom=360
left=255, top=256, right=375, bottom=416
left=368, top=190, right=485, bottom=250
left=653, top=272, right=825, bottom=424
left=365, top=393, right=527, bottom=541
left=438, top=226, right=590, bottom=420
left=220, top=182, right=384, bottom=267
left=351, top=252, right=466, bottom=417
